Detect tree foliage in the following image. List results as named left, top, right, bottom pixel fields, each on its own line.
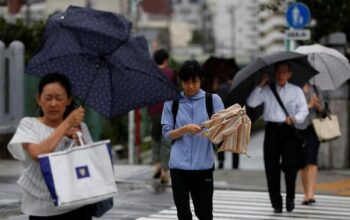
left=0, top=18, right=45, bottom=62
left=260, top=0, right=350, bottom=43
left=299, top=0, right=350, bottom=42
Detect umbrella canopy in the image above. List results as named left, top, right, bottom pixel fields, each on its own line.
left=201, top=56, right=239, bottom=92
left=26, top=6, right=180, bottom=118
left=202, top=56, right=239, bottom=79
left=228, top=51, right=318, bottom=123
left=295, top=44, right=350, bottom=90
left=230, top=51, right=318, bottom=91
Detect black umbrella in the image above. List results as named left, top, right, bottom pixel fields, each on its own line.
left=26, top=6, right=180, bottom=119
left=230, top=51, right=318, bottom=91
left=201, top=56, right=239, bottom=93
left=228, top=51, right=318, bottom=123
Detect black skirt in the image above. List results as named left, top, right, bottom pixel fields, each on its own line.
left=297, top=125, right=320, bottom=169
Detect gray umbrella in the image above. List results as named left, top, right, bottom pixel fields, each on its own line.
left=295, top=44, right=350, bottom=91
left=230, top=51, right=318, bottom=91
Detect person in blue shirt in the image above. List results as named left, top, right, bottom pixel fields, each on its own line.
left=161, top=60, right=224, bottom=220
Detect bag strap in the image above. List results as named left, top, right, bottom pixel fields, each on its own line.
left=312, top=85, right=330, bottom=117
left=312, top=85, right=319, bottom=96
left=76, top=131, right=84, bottom=146
left=67, top=131, right=84, bottom=149
left=269, top=83, right=289, bottom=117
left=171, top=93, right=213, bottom=144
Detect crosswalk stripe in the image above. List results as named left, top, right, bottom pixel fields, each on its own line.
left=136, top=190, right=350, bottom=220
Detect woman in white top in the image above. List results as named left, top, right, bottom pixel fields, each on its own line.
left=8, top=73, right=94, bottom=219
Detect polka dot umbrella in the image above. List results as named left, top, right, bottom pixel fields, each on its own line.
left=26, top=6, right=180, bottom=118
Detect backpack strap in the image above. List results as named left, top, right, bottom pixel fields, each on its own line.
left=205, top=93, right=222, bottom=151
left=171, top=99, right=179, bottom=145
left=171, top=93, right=213, bottom=145
left=205, top=93, right=213, bottom=118
left=171, top=99, right=179, bottom=130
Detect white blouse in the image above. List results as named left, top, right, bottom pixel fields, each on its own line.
left=7, top=117, right=93, bottom=216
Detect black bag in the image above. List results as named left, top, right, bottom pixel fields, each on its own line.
left=89, top=197, right=114, bottom=218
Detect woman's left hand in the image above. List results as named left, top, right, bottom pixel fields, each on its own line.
left=65, top=127, right=82, bottom=145
left=309, top=95, right=321, bottom=109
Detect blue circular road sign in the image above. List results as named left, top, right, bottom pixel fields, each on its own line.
left=285, top=3, right=311, bottom=29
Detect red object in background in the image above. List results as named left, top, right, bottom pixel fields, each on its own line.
left=141, top=0, right=172, bottom=16
left=135, top=108, right=141, bottom=162
left=8, top=0, right=24, bottom=14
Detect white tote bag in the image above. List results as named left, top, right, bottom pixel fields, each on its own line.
left=312, top=115, right=341, bottom=142
left=38, top=139, right=118, bottom=209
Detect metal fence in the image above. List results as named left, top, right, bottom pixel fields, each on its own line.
left=0, top=40, right=24, bottom=134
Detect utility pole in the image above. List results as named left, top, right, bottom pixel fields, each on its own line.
left=25, top=0, right=31, bottom=25
left=128, top=0, right=143, bottom=165
left=228, top=5, right=236, bottom=56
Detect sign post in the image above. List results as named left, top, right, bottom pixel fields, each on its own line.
left=285, top=2, right=311, bottom=50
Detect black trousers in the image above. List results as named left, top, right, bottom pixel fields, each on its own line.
left=170, top=168, right=213, bottom=220
left=217, top=152, right=239, bottom=168
left=264, top=122, right=298, bottom=210
left=29, top=205, right=92, bottom=220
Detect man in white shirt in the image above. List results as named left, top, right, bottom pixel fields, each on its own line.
left=247, top=62, right=308, bottom=213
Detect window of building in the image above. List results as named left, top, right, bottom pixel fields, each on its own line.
left=179, top=7, right=191, bottom=15
left=251, top=40, right=257, bottom=45
left=190, top=0, right=199, bottom=4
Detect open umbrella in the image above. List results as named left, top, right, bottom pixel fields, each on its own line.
left=26, top=6, right=180, bottom=118
left=228, top=51, right=318, bottom=122
left=201, top=56, right=239, bottom=92
left=230, top=51, right=318, bottom=91
left=295, top=44, right=350, bottom=90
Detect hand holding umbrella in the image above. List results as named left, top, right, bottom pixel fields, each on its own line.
left=259, top=72, right=269, bottom=87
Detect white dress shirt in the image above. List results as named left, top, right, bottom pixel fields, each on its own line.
left=247, top=82, right=309, bottom=124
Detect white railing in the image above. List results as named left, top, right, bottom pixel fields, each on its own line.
left=0, top=40, right=24, bottom=133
